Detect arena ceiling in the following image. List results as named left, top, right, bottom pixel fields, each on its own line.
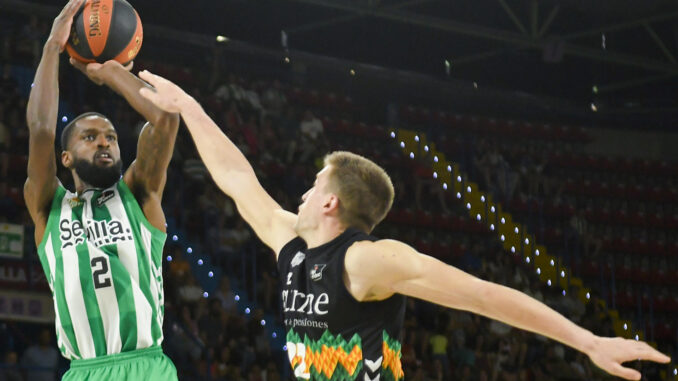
left=7, top=0, right=678, bottom=128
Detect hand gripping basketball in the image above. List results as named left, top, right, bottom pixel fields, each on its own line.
left=48, top=0, right=86, bottom=52
left=66, top=0, right=143, bottom=64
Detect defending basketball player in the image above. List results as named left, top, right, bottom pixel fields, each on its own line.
left=25, top=1, right=179, bottom=379
left=138, top=72, right=670, bottom=381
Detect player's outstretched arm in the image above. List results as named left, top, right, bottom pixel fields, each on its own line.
left=345, top=240, right=671, bottom=381
left=138, top=70, right=296, bottom=255
left=24, top=0, right=84, bottom=244
left=69, top=59, right=180, bottom=232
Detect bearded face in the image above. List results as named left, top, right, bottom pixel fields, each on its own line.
left=72, top=155, right=122, bottom=189
left=61, top=115, right=123, bottom=190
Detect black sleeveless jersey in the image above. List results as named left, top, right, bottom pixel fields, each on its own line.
left=278, top=228, right=406, bottom=381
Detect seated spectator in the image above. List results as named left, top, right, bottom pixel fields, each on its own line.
left=20, top=329, right=58, bottom=381
left=567, top=209, right=602, bottom=259
left=198, top=299, right=226, bottom=348
left=168, top=245, right=191, bottom=282
left=214, top=277, right=237, bottom=312
left=299, top=110, right=323, bottom=141
left=0, top=63, right=19, bottom=102
left=0, top=351, right=22, bottom=381
left=0, top=180, right=18, bottom=222
left=261, top=80, right=287, bottom=119
left=179, top=277, right=204, bottom=304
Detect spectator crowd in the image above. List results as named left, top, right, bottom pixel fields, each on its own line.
left=0, top=10, right=675, bottom=381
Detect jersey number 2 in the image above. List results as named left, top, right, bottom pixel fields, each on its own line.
left=91, top=257, right=112, bottom=289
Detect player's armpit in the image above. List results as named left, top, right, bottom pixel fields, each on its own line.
left=23, top=175, right=59, bottom=244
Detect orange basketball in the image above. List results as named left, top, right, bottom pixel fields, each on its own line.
left=66, top=0, right=143, bottom=65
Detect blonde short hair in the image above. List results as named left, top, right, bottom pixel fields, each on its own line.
left=324, top=151, right=395, bottom=233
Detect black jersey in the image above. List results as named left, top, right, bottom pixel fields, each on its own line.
left=278, top=228, right=406, bottom=381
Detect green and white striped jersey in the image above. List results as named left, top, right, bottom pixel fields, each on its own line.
left=36, top=179, right=166, bottom=360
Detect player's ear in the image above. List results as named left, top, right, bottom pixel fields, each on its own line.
left=323, top=193, right=340, bottom=216
left=61, top=150, right=73, bottom=169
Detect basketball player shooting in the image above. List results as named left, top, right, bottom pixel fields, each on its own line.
left=25, top=0, right=179, bottom=379
left=138, top=72, right=670, bottom=380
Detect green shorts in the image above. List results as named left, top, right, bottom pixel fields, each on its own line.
left=62, top=346, right=177, bottom=381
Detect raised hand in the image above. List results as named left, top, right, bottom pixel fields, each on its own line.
left=586, top=336, right=671, bottom=380
left=69, top=58, right=133, bottom=85
left=48, top=0, right=85, bottom=52
left=138, top=70, right=191, bottom=113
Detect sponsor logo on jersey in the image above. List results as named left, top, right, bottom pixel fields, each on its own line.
left=96, top=190, right=115, bottom=206
left=67, top=197, right=83, bottom=208
left=59, top=218, right=133, bottom=249
left=291, top=251, right=306, bottom=268
left=310, top=264, right=326, bottom=281
left=282, top=289, right=330, bottom=316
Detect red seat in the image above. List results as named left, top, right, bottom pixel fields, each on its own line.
left=627, top=184, right=645, bottom=200
left=647, top=212, right=664, bottom=228
left=416, top=107, right=431, bottom=123
left=630, top=239, right=650, bottom=256
left=352, top=122, right=370, bottom=137
left=654, top=294, right=669, bottom=311
left=665, top=214, right=678, bottom=230
left=433, top=111, right=449, bottom=124
left=414, top=239, right=432, bottom=254
left=615, top=290, right=635, bottom=308
left=581, top=260, right=600, bottom=277
left=655, top=321, right=673, bottom=340
left=336, top=119, right=351, bottom=133
left=322, top=117, right=336, bottom=133
left=322, top=92, right=338, bottom=107
left=628, top=211, right=647, bottom=227
left=612, top=183, right=628, bottom=198
left=616, top=264, right=635, bottom=281
left=432, top=242, right=452, bottom=261
left=434, top=214, right=455, bottom=230
left=647, top=241, right=666, bottom=257
left=414, top=211, right=434, bottom=227
left=339, top=95, right=353, bottom=111
left=305, top=89, right=320, bottom=106
left=287, top=87, right=303, bottom=102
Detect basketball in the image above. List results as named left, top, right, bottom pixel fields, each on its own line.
left=65, top=0, right=143, bottom=65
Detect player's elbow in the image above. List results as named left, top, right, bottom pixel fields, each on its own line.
left=27, top=123, right=56, bottom=141
left=465, top=279, right=494, bottom=314
left=213, top=168, right=258, bottom=197
left=26, top=114, right=55, bottom=136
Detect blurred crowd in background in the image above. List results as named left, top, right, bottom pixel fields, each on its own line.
left=0, top=11, right=676, bottom=381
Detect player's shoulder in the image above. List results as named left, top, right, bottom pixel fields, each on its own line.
left=348, top=238, right=405, bottom=254
left=345, top=239, right=419, bottom=290
left=346, top=238, right=420, bottom=272
left=346, top=239, right=397, bottom=266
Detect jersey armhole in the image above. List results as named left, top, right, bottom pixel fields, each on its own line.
left=117, top=179, right=167, bottom=238
left=37, top=185, right=67, bottom=252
